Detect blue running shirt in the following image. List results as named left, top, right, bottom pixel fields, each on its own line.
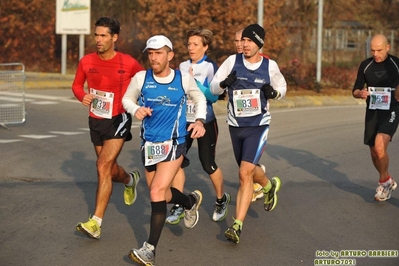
left=139, top=70, right=187, bottom=144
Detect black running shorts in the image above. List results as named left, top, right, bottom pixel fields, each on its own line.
left=364, top=107, right=399, bottom=146
left=89, top=112, right=132, bottom=146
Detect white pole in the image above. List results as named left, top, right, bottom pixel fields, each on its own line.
left=257, top=0, right=263, bottom=28
left=61, top=34, right=67, bottom=75
left=258, top=0, right=264, bottom=53
left=79, top=34, right=85, bottom=59
left=316, top=0, right=324, bottom=83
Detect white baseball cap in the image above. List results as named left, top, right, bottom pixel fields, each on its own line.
left=142, top=35, right=173, bottom=52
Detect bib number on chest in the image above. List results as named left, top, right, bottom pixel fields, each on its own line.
left=90, top=88, right=114, bottom=119
left=368, top=87, right=392, bottom=110
left=233, top=89, right=261, bottom=117
left=186, top=96, right=196, bottom=122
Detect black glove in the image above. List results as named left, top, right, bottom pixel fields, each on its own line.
left=261, top=84, right=280, bottom=99
left=220, top=70, right=237, bottom=89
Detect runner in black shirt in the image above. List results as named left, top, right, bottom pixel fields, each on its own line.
left=352, top=34, right=399, bottom=201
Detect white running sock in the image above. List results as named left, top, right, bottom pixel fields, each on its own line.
left=126, top=174, right=134, bottom=187
left=92, top=215, right=102, bottom=227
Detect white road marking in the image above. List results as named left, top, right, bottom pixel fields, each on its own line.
left=0, top=104, right=22, bottom=108
left=30, top=101, right=58, bottom=105
left=0, top=91, right=71, bottom=101
left=0, top=92, right=140, bottom=143
left=49, top=131, right=85, bottom=135
left=0, top=139, right=23, bottom=143
left=19, top=135, right=57, bottom=139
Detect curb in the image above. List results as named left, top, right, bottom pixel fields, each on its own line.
left=24, top=72, right=74, bottom=90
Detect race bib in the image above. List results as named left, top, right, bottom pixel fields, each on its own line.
left=90, top=88, right=114, bottom=119
left=186, top=95, right=196, bottom=122
left=144, top=140, right=173, bottom=166
left=368, top=87, right=392, bottom=110
left=232, top=89, right=261, bottom=117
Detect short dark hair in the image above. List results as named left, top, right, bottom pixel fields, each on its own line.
left=95, top=17, right=120, bottom=36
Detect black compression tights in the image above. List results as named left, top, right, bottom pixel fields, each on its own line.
left=186, top=119, right=219, bottom=175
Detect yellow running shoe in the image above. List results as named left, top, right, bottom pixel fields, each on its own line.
left=124, top=170, right=140, bottom=205
left=264, top=176, right=281, bottom=211
left=76, top=218, right=101, bottom=239
left=253, top=164, right=266, bottom=202
left=224, top=222, right=242, bottom=244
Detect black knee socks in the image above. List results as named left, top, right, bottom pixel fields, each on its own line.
left=147, top=201, right=167, bottom=249
left=170, top=187, right=194, bottom=209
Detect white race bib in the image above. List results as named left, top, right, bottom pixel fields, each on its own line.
left=90, top=88, right=114, bottom=119
left=232, top=89, right=261, bottom=117
left=186, top=95, right=196, bottom=123
left=368, top=87, right=392, bottom=110
left=144, top=140, right=173, bottom=166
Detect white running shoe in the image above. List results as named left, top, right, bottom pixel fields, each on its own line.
left=212, top=193, right=231, bottom=222
left=258, top=164, right=266, bottom=174
left=165, top=205, right=184, bottom=225
left=374, top=178, right=397, bottom=201
left=129, top=241, right=155, bottom=266
left=184, top=190, right=203, bottom=229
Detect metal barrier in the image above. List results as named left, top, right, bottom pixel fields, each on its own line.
left=0, top=63, right=26, bottom=127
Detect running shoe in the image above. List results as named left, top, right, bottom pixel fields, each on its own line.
left=258, top=164, right=266, bottom=174
left=165, top=204, right=184, bottom=225
left=252, top=164, right=266, bottom=202
left=224, top=222, right=242, bottom=244
left=252, top=183, right=264, bottom=202
left=76, top=217, right=101, bottom=239
left=264, top=176, right=281, bottom=211
left=124, top=170, right=140, bottom=205
left=374, top=178, right=397, bottom=201
left=129, top=241, right=155, bottom=266
left=212, top=193, right=231, bottom=222
left=184, top=190, right=203, bottom=229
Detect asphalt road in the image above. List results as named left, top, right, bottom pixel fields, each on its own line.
left=0, top=89, right=398, bottom=266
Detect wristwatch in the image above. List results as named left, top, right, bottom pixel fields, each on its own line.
left=195, top=118, right=206, bottom=125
